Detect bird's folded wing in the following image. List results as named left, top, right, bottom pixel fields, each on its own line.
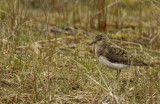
left=103, top=46, right=147, bottom=66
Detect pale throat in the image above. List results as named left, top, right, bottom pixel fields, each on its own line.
left=95, top=42, right=102, bottom=57
left=95, top=41, right=108, bottom=57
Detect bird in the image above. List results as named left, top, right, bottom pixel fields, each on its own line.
left=89, top=34, right=148, bottom=78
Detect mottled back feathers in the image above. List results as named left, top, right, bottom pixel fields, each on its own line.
left=94, top=35, right=147, bottom=66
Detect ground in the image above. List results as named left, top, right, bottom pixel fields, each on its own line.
left=0, top=0, right=160, bottom=104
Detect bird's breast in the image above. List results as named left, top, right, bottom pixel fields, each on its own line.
left=95, top=45, right=99, bottom=56
left=95, top=45, right=102, bottom=57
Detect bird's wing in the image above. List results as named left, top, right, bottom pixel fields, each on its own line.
left=103, top=45, right=147, bottom=66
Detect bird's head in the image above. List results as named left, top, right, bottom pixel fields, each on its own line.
left=89, top=34, right=108, bottom=45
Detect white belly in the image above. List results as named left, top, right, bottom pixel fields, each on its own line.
left=99, top=56, right=129, bottom=70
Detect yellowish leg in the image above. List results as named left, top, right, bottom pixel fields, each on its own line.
left=116, top=69, right=122, bottom=80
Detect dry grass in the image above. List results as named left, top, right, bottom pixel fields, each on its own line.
left=0, top=0, right=160, bottom=104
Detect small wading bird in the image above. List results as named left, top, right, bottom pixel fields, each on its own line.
left=89, top=34, right=148, bottom=78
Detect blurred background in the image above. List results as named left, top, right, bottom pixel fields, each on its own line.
left=1, top=0, right=160, bottom=47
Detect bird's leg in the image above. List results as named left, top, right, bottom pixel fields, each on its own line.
left=116, top=69, right=122, bottom=80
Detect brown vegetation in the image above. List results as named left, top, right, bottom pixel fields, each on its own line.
left=0, top=0, right=160, bottom=103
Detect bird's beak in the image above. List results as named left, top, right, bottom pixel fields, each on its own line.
left=89, top=40, right=97, bottom=46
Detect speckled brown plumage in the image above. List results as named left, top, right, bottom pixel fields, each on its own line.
left=90, top=34, right=147, bottom=66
